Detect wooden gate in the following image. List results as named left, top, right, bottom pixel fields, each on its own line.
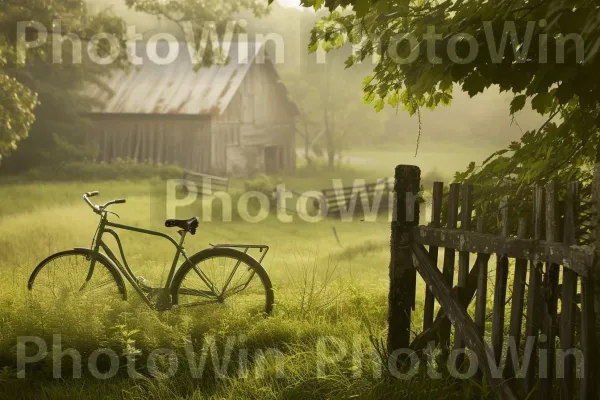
left=388, top=165, right=598, bottom=399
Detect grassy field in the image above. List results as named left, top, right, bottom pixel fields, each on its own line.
left=0, top=153, right=495, bottom=399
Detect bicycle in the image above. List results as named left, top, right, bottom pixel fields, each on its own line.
left=28, top=191, right=274, bottom=316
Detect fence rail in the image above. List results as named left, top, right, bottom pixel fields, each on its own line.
left=182, top=169, right=229, bottom=195
left=388, top=164, right=599, bottom=400
left=316, top=178, right=394, bottom=218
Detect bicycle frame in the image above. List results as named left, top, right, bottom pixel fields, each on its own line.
left=84, top=212, right=270, bottom=310
left=85, top=212, right=208, bottom=309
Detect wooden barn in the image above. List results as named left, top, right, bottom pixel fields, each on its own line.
left=85, top=42, right=297, bottom=177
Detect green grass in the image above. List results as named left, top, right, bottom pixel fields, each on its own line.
left=0, top=162, right=498, bottom=399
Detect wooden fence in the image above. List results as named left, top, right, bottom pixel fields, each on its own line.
left=314, top=178, right=394, bottom=218
left=388, top=164, right=599, bottom=399
left=182, top=169, right=229, bottom=196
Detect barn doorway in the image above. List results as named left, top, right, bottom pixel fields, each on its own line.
left=264, top=146, right=283, bottom=175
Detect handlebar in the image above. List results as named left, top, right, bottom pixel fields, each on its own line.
left=83, top=191, right=126, bottom=214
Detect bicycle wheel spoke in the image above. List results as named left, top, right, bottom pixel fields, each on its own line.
left=178, top=286, right=215, bottom=298
left=80, top=278, right=118, bottom=293
left=174, top=250, right=273, bottom=316
left=176, top=299, right=222, bottom=308
left=224, top=271, right=257, bottom=296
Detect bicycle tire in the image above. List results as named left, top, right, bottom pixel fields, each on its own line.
left=28, top=249, right=127, bottom=303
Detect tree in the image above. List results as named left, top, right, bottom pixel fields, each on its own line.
left=293, top=0, right=600, bottom=225
left=0, top=65, right=37, bottom=162
left=286, top=48, right=386, bottom=168
left=0, top=6, right=38, bottom=161
left=0, top=0, right=130, bottom=170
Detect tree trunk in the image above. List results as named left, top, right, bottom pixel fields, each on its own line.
left=323, top=107, right=335, bottom=169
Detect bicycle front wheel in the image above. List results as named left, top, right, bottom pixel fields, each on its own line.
left=28, top=249, right=126, bottom=306
left=172, top=248, right=274, bottom=317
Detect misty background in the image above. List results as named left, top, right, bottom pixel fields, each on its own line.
left=83, top=0, right=545, bottom=179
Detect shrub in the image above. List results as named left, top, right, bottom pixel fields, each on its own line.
left=243, top=174, right=280, bottom=212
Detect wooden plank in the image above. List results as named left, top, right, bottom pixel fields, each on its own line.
left=102, top=129, right=109, bottom=162
left=411, top=242, right=518, bottom=400
left=156, top=125, right=164, bottom=164
left=133, top=125, right=141, bottom=162
left=424, top=181, right=443, bottom=331
left=410, top=226, right=592, bottom=277
left=442, top=183, right=460, bottom=283
left=559, top=181, right=579, bottom=399
left=323, top=186, right=377, bottom=197
left=492, top=198, right=510, bottom=366
left=458, top=184, right=474, bottom=288
left=505, top=219, right=528, bottom=390
left=112, top=130, right=117, bottom=160
left=410, top=252, right=491, bottom=351
left=540, top=182, right=560, bottom=400
left=127, top=126, right=133, bottom=159
left=440, top=183, right=460, bottom=351
left=322, top=182, right=387, bottom=194
left=474, top=216, right=489, bottom=336
left=149, top=125, right=156, bottom=164
left=387, top=165, right=420, bottom=353
left=524, top=186, right=545, bottom=396
left=184, top=169, right=229, bottom=183
left=579, top=275, right=596, bottom=399
left=474, top=215, right=489, bottom=386
left=455, top=184, right=473, bottom=362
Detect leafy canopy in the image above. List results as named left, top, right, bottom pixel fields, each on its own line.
left=286, top=0, right=600, bottom=221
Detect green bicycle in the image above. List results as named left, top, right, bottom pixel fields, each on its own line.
left=28, top=191, right=274, bottom=316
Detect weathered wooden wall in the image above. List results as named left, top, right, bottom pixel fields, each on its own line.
left=93, top=115, right=212, bottom=172
left=211, top=60, right=296, bottom=177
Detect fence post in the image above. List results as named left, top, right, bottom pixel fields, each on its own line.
left=387, top=165, right=420, bottom=353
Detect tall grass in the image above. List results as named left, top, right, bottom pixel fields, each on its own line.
left=0, top=179, right=494, bottom=399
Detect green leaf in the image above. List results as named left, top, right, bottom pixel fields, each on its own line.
left=482, top=149, right=508, bottom=165
left=508, top=141, right=521, bottom=151
left=463, top=73, right=488, bottom=96
left=555, top=84, right=573, bottom=105
left=354, top=0, right=371, bottom=17
left=510, top=95, right=527, bottom=114
left=363, top=92, right=375, bottom=104
left=531, top=92, right=552, bottom=114
left=388, top=92, right=399, bottom=108
left=440, top=92, right=452, bottom=106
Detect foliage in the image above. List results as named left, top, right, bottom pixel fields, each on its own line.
left=0, top=0, right=129, bottom=170
left=0, top=71, right=37, bottom=161
left=297, top=0, right=600, bottom=212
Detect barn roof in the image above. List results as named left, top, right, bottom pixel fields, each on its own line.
left=85, top=41, right=279, bottom=116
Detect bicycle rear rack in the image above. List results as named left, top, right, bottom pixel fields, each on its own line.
left=209, top=243, right=269, bottom=264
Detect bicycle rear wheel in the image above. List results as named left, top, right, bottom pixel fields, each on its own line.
left=28, top=249, right=126, bottom=306
left=172, top=248, right=274, bottom=317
